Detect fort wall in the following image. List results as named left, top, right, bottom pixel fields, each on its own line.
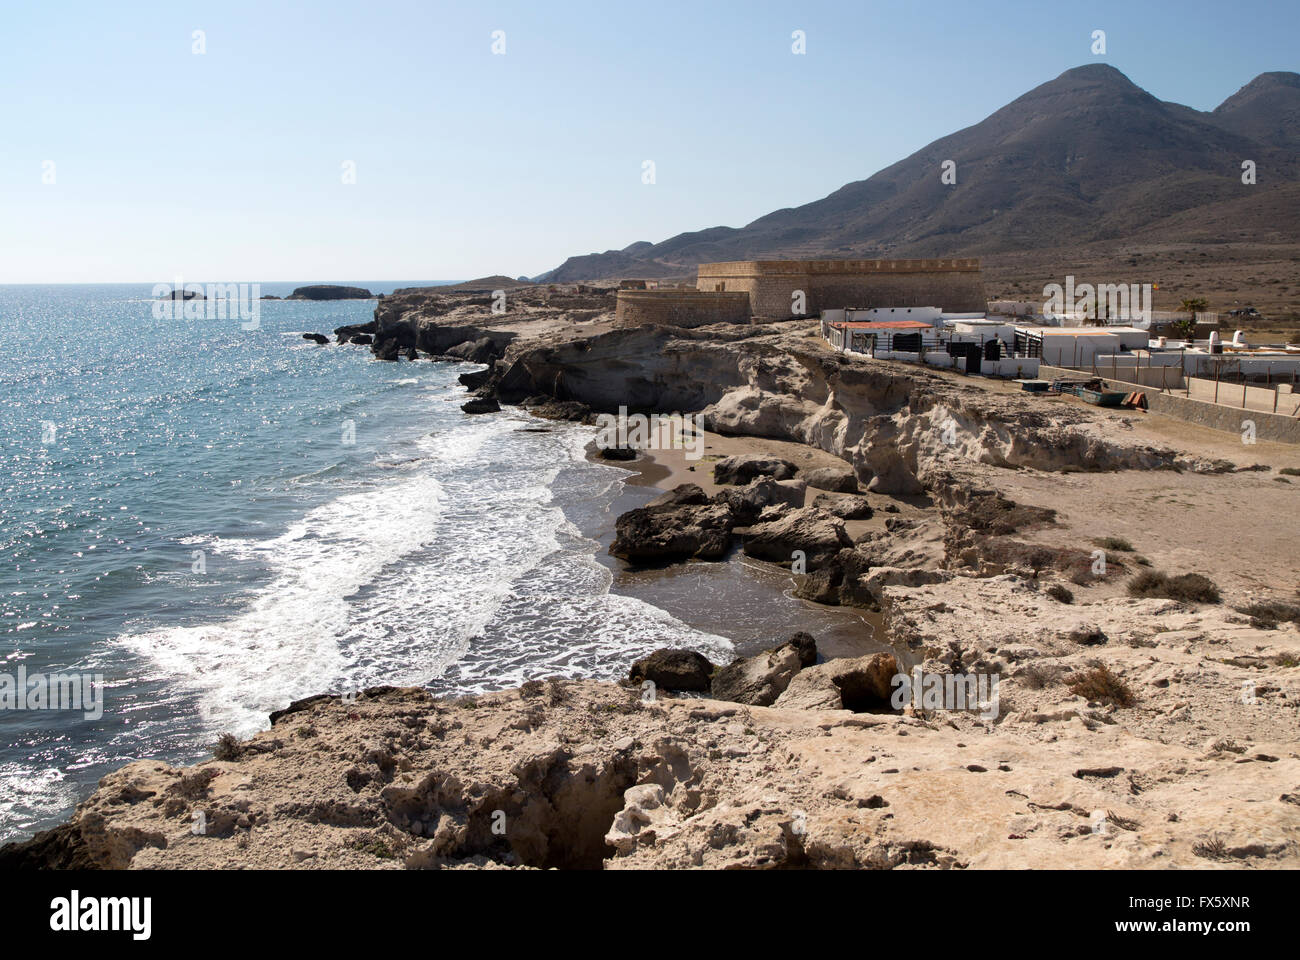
left=697, top=258, right=985, bottom=318
left=614, top=290, right=751, bottom=328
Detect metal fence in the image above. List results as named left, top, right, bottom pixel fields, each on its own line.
left=1048, top=353, right=1300, bottom=416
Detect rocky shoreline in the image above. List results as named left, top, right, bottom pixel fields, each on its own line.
left=6, top=288, right=1297, bottom=869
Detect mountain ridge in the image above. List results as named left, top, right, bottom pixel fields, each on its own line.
left=539, top=65, right=1300, bottom=284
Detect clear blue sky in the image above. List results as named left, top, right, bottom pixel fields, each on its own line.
left=1, top=0, right=1295, bottom=283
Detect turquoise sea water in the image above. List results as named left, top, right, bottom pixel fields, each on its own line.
left=0, top=283, right=740, bottom=843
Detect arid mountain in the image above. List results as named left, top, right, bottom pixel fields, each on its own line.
left=1211, top=71, right=1300, bottom=148
left=540, top=65, right=1300, bottom=286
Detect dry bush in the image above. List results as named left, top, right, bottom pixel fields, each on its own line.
left=1067, top=664, right=1136, bottom=707
left=1234, top=600, right=1300, bottom=627
left=213, top=732, right=242, bottom=761
left=1192, top=835, right=1229, bottom=860
left=1018, top=663, right=1066, bottom=689
left=948, top=491, right=1056, bottom=536
left=519, top=679, right=546, bottom=698
left=1128, top=570, right=1221, bottom=604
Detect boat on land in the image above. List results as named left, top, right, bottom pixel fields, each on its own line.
left=1049, top=377, right=1130, bottom=407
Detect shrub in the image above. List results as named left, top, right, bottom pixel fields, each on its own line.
left=519, top=679, right=546, bottom=698
left=547, top=678, right=571, bottom=705
left=1279, top=467, right=1300, bottom=477
left=347, top=836, right=396, bottom=859
left=1045, top=584, right=1074, bottom=604
left=1067, top=665, right=1136, bottom=707
left=214, top=732, right=242, bottom=761
left=1234, top=601, right=1300, bottom=628
left=1018, top=663, right=1065, bottom=689
left=1127, top=570, right=1221, bottom=604
left=1192, top=835, right=1229, bottom=860
left=1094, top=537, right=1134, bottom=552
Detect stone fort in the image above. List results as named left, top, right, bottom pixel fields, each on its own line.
left=700, top=258, right=986, bottom=318
left=614, top=258, right=986, bottom=326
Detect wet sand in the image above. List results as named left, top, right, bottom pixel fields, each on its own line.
left=581, top=428, right=889, bottom=662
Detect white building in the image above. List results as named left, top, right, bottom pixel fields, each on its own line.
left=1015, top=326, right=1149, bottom=366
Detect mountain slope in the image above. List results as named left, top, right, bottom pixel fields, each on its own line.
left=541, top=65, right=1300, bottom=283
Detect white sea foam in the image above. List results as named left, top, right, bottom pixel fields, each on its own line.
left=115, top=467, right=447, bottom=735
left=115, top=410, right=733, bottom=738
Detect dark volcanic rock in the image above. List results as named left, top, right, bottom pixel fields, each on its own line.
left=783, top=631, right=819, bottom=668
left=302, top=333, right=330, bottom=345
left=458, top=369, right=492, bottom=390
left=289, top=285, right=373, bottom=301
left=812, top=492, right=874, bottom=520
left=713, top=454, right=798, bottom=485
left=348, top=334, right=373, bottom=345
left=741, top=507, right=853, bottom=571
left=711, top=478, right=800, bottom=526
left=627, top=649, right=713, bottom=692
left=527, top=400, right=591, bottom=422
left=600, top=447, right=637, bottom=461
left=375, top=339, right=401, bottom=361
left=611, top=484, right=735, bottom=564
left=648, top=484, right=709, bottom=507
left=445, top=337, right=499, bottom=364
left=0, top=822, right=100, bottom=870
left=334, top=320, right=377, bottom=338
left=461, top=397, right=501, bottom=414
left=792, top=547, right=875, bottom=607
left=804, top=465, right=860, bottom=494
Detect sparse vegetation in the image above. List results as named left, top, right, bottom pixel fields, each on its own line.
left=1018, top=663, right=1065, bottom=689
left=1233, top=600, right=1300, bottom=628
left=1192, top=834, right=1229, bottom=861
left=1127, top=570, right=1221, bottom=604
left=596, top=699, right=639, bottom=715
left=1045, top=584, right=1074, bottom=604
left=1105, top=810, right=1141, bottom=832
left=1279, top=467, right=1300, bottom=477
left=519, top=679, right=546, bottom=698
left=547, top=678, right=570, bottom=706
left=214, top=732, right=242, bottom=761
left=1093, top=536, right=1134, bottom=552
left=1067, top=664, right=1136, bottom=707
left=346, top=835, right=397, bottom=859
left=948, top=492, right=1056, bottom=536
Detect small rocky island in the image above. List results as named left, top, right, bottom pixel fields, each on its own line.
left=287, top=284, right=374, bottom=300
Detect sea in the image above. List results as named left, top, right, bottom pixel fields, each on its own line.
left=0, top=282, right=873, bottom=844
